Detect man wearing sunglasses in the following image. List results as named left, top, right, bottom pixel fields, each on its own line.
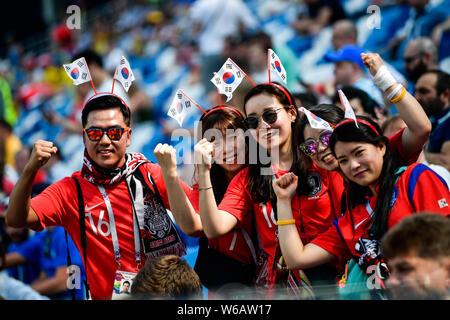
left=5, top=94, right=200, bottom=299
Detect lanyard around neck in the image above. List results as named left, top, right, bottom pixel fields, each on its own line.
left=97, top=184, right=142, bottom=269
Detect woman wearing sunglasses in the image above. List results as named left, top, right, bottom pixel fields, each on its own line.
left=273, top=117, right=450, bottom=298
left=154, top=106, right=257, bottom=295
left=195, top=83, right=344, bottom=297
left=296, top=53, right=431, bottom=176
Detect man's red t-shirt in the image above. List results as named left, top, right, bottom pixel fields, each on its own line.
left=30, top=162, right=191, bottom=300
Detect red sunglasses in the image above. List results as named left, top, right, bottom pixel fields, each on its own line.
left=84, top=126, right=129, bottom=141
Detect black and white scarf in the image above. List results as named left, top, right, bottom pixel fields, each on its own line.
left=81, top=151, right=186, bottom=259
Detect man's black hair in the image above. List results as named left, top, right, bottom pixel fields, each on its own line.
left=82, top=95, right=130, bottom=127
left=422, top=69, right=450, bottom=96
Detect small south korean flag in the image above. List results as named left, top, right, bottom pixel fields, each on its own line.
left=438, top=198, right=448, bottom=209
left=210, top=58, right=245, bottom=102
left=299, top=107, right=334, bottom=131
left=63, top=57, right=91, bottom=85
left=167, top=90, right=193, bottom=126
left=268, top=48, right=287, bottom=84
left=338, top=89, right=359, bottom=128
left=114, top=56, right=135, bottom=92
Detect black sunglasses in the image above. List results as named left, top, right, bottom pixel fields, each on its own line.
left=84, top=126, right=129, bottom=141
left=404, top=52, right=424, bottom=64
left=244, top=108, right=283, bottom=129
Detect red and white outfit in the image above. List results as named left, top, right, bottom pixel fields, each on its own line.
left=31, top=160, right=191, bottom=300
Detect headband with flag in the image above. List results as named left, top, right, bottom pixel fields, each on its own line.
left=299, top=107, right=335, bottom=131
left=211, top=58, right=255, bottom=103
left=335, top=118, right=379, bottom=135
left=268, top=48, right=287, bottom=84
left=167, top=89, right=206, bottom=127
left=63, top=57, right=96, bottom=93
left=338, top=89, right=359, bottom=128
left=112, top=56, right=135, bottom=93
left=64, top=55, right=137, bottom=116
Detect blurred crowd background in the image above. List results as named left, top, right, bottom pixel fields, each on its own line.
left=0, top=0, right=449, bottom=299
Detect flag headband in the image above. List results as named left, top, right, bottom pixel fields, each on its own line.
left=202, top=106, right=244, bottom=119
left=83, top=92, right=131, bottom=118
left=64, top=55, right=135, bottom=116
left=261, top=82, right=293, bottom=106
left=335, top=118, right=380, bottom=135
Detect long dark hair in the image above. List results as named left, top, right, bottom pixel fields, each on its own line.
left=194, top=106, right=247, bottom=204
left=243, top=83, right=299, bottom=203
left=329, top=116, right=401, bottom=239
left=293, top=103, right=345, bottom=194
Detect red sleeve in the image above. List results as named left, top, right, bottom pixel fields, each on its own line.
left=146, top=163, right=192, bottom=210
left=327, top=171, right=345, bottom=219
left=30, top=177, right=77, bottom=231
left=310, top=222, right=348, bottom=265
left=217, top=168, right=253, bottom=224
left=388, top=127, right=420, bottom=165
left=407, top=164, right=450, bottom=215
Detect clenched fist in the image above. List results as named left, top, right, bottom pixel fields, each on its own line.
left=154, top=143, right=178, bottom=177
left=27, top=140, right=58, bottom=173
left=361, top=52, right=384, bottom=77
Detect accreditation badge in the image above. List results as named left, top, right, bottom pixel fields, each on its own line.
left=112, top=270, right=136, bottom=299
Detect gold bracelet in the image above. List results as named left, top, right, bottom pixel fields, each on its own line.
left=198, top=186, right=213, bottom=191
left=390, top=87, right=406, bottom=103
left=276, top=219, right=296, bottom=226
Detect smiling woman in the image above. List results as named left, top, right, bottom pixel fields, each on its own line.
left=273, top=115, right=450, bottom=299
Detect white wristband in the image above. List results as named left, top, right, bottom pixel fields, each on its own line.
left=387, top=83, right=403, bottom=101
left=373, top=65, right=396, bottom=92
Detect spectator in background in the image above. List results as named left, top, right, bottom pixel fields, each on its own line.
left=0, top=233, right=49, bottom=300
left=414, top=70, right=450, bottom=170
left=292, top=0, right=346, bottom=37
left=331, top=19, right=357, bottom=52
left=382, top=213, right=450, bottom=300
left=388, top=0, right=449, bottom=64
left=403, top=37, right=439, bottom=89
left=131, top=255, right=203, bottom=299
left=325, top=44, right=384, bottom=105
left=0, top=119, right=22, bottom=171
left=2, top=226, right=85, bottom=300
left=189, top=0, right=258, bottom=91
left=293, top=92, right=318, bottom=110
left=3, top=226, right=41, bottom=285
